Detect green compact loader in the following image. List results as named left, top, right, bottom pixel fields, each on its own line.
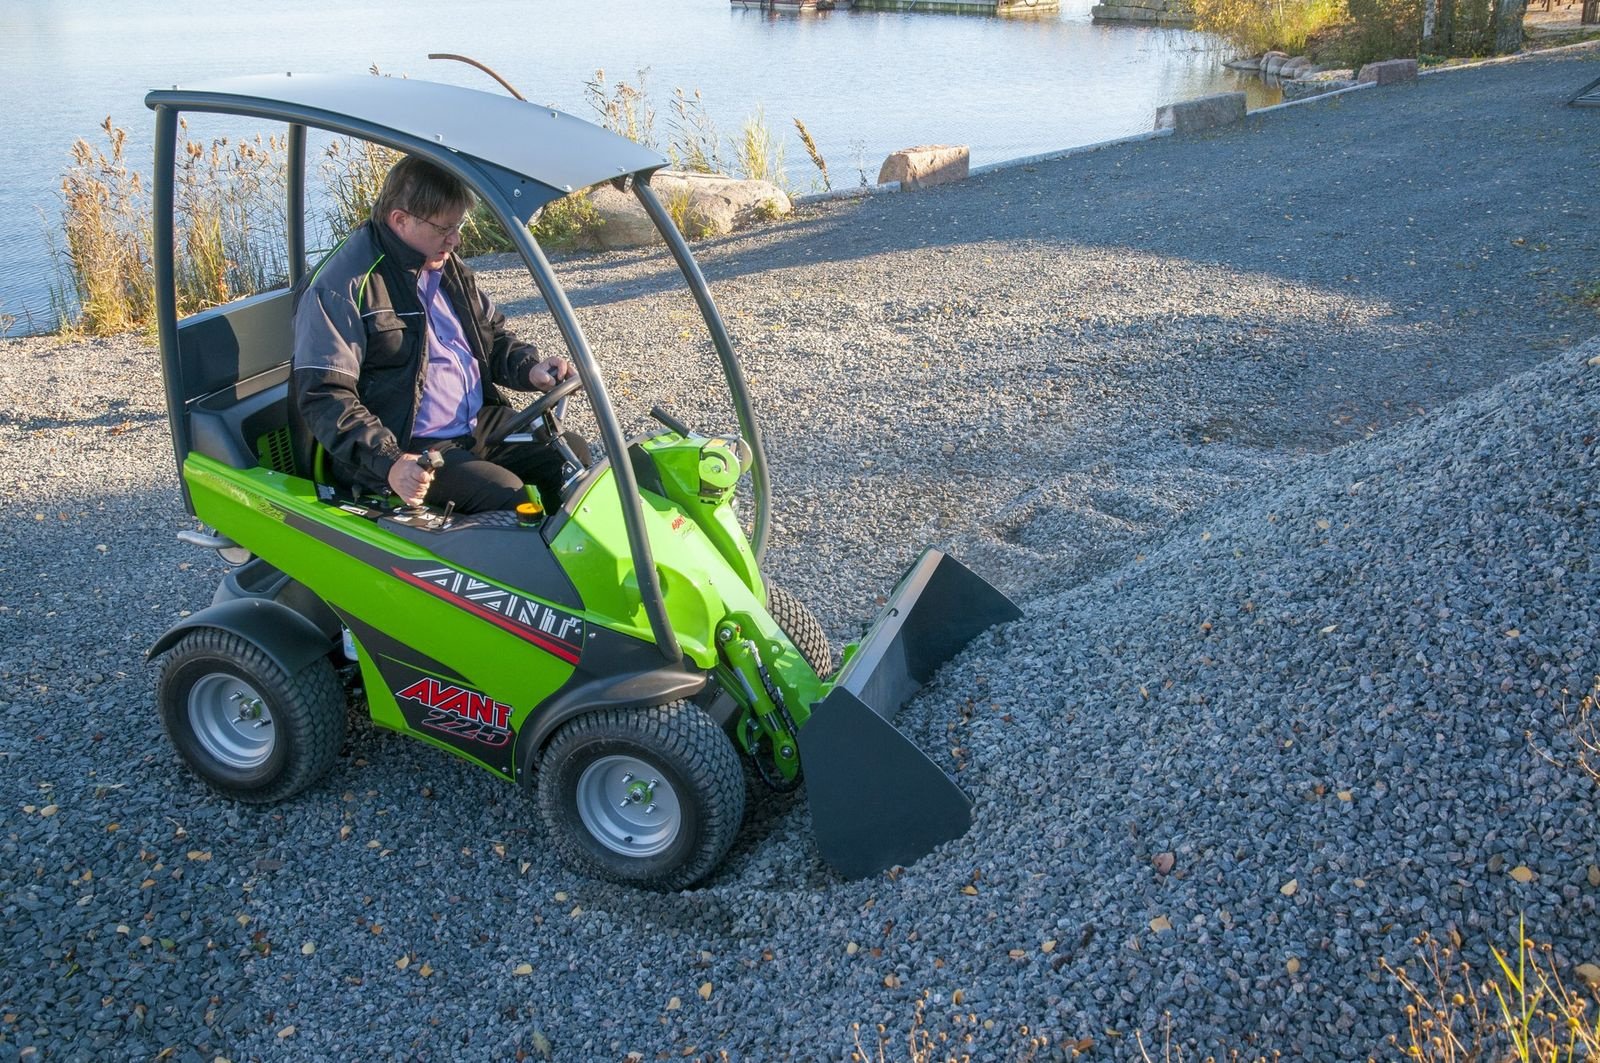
left=145, top=73, right=1020, bottom=889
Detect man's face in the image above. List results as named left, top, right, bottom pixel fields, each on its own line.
left=389, top=206, right=466, bottom=270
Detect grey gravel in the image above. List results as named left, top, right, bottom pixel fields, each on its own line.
left=2, top=47, right=1598, bottom=1062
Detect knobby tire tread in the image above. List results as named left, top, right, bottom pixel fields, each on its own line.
left=767, top=584, right=833, bottom=677
left=538, top=701, right=744, bottom=891
left=158, top=628, right=345, bottom=804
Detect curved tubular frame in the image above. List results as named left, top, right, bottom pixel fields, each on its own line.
left=152, top=105, right=186, bottom=507
left=487, top=188, right=682, bottom=663
left=149, top=93, right=682, bottom=665
left=632, top=182, right=772, bottom=563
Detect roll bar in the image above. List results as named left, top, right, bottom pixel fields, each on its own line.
left=147, top=83, right=771, bottom=668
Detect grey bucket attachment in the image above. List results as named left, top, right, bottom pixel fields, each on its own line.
left=800, top=548, right=1022, bottom=879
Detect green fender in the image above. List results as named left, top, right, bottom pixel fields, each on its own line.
left=512, top=667, right=709, bottom=786
left=147, top=597, right=337, bottom=676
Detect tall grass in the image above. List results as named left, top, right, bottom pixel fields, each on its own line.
left=320, top=136, right=398, bottom=240
left=584, top=68, right=658, bottom=148
left=320, top=137, right=509, bottom=257
left=733, top=105, right=786, bottom=189
left=667, top=87, right=725, bottom=175
left=1385, top=922, right=1600, bottom=1061
left=1189, top=0, right=1348, bottom=54
left=56, top=118, right=288, bottom=334
left=794, top=117, right=831, bottom=192
left=173, top=125, right=288, bottom=310
left=56, top=118, right=156, bottom=334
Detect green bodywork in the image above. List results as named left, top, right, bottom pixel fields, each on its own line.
left=184, top=427, right=827, bottom=784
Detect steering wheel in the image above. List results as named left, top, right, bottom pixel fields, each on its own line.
left=497, top=374, right=585, bottom=443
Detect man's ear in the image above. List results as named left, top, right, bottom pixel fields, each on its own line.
left=385, top=208, right=409, bottom=231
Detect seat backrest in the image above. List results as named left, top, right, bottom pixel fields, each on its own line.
left=188, top=369, right=293, bottom=471
left=176, top=288, right=300, bottom=473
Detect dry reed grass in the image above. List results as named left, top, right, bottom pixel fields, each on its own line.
left=56, top=118, right=157, bottom=334
left=56, top=117, right=287, bottom=334
left=1385, top=921, right=1600, bottom=1061
left=794, top=117, right=831, bottom=192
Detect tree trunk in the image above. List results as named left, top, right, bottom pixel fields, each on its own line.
left=1423, top=0, right=1439, bottom=48
left=1493, top=0, right=1527, bottom=52
left=1584, top=0, right=1598, bottom=25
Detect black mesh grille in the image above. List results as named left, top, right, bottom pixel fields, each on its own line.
left=257, top=426, right=296, bottom=474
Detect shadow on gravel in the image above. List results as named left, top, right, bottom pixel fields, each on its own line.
left=0, top=408, right=166, bottom=432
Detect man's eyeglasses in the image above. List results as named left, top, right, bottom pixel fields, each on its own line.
left=404, top=211, right=466, bottom=239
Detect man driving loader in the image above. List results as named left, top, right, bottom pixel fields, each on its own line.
left=291, top=154, right=582, bottom=513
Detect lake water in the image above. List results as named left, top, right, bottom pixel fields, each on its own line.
left=0, top=0, right=1273, bottom=335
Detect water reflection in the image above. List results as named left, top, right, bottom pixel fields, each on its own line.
left=0, top=0, right=1276, bottom=333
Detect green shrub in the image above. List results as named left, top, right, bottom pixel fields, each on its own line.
left=531, top=194, right=604, bottom=252
left=1191, top=0, right=1348, bottom=54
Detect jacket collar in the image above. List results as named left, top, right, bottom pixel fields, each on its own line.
left=370, top=216, right=428, bottom=275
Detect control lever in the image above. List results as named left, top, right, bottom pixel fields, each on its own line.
left=649, top=405, right=695, bottom=439
left=404, top=450, right=443, bottom=516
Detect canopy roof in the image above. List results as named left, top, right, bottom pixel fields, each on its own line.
left=145, top=73, right=667, bottom=205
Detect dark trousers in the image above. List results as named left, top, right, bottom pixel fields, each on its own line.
left=414, top=404, right=585, bottom=514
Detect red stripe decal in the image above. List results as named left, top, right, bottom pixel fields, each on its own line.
left=394, top=569, right=582, bottom=665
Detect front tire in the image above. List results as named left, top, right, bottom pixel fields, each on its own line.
left=767, top=584, right=833, bottom=677
left=156, top=629, right=345, bottom=804
left=538, top=702, right=745, bottom=890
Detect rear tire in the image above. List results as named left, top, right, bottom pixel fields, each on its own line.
left=157, top=629, right=345, bottom=804
left=538, top=702, right=745, bottom=891
left=767, top=584, right=833, bottom=676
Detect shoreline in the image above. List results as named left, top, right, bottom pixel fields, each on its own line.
left=13, top=34, right=1600, bottom=345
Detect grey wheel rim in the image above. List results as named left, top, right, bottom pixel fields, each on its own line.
left=187, top=672, right=275, bottom=770
left=575, top=755, right=681, bottom=858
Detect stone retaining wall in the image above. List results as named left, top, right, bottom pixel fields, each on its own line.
left=1089, top=0, right=1195, bottom=26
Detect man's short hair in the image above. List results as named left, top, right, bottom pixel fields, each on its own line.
left=374, top=155, right=474, bottom=224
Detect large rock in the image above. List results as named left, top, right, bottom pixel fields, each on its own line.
left=649, top=171, right=792, bottom=235
left=1283, top=77, right=1358, bottom=101
left=1261, top=50, right=1290, bottom=75
left=1154, top=92, right=1247, bottom=134
left=1357, top=58, right=1419, bottom=85
left=1089, top=0, right=1195, bottom=24
left=580, top=172, right=792, bottom=249
left=584, top=186, right=658, bottom=250
left=877, top=145, right=971, bottom=189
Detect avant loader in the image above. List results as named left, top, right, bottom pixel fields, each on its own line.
left=145, top=73, right=1019, bottom=888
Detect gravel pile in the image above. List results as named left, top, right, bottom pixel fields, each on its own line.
left=2, top=47, right=1598, bottom=1062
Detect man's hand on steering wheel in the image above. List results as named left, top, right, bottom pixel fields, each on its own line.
left=499, top=363, right=585, bottom=443
left=527, top=355, right=573, bottom=392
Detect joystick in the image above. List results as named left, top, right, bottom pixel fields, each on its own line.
left=403, top=450, right=443, bottom=516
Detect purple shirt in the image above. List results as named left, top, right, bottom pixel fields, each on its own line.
left=410, top=267, right=482, bottom=439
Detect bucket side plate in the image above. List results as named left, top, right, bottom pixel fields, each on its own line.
left=801, top=548, right=1021, bottom=878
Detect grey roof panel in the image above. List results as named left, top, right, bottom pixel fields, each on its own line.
left=145, top=73, right=667, bottom=194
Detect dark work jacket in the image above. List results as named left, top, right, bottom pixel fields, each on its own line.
left=290, top=219, right=543, bottom=494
